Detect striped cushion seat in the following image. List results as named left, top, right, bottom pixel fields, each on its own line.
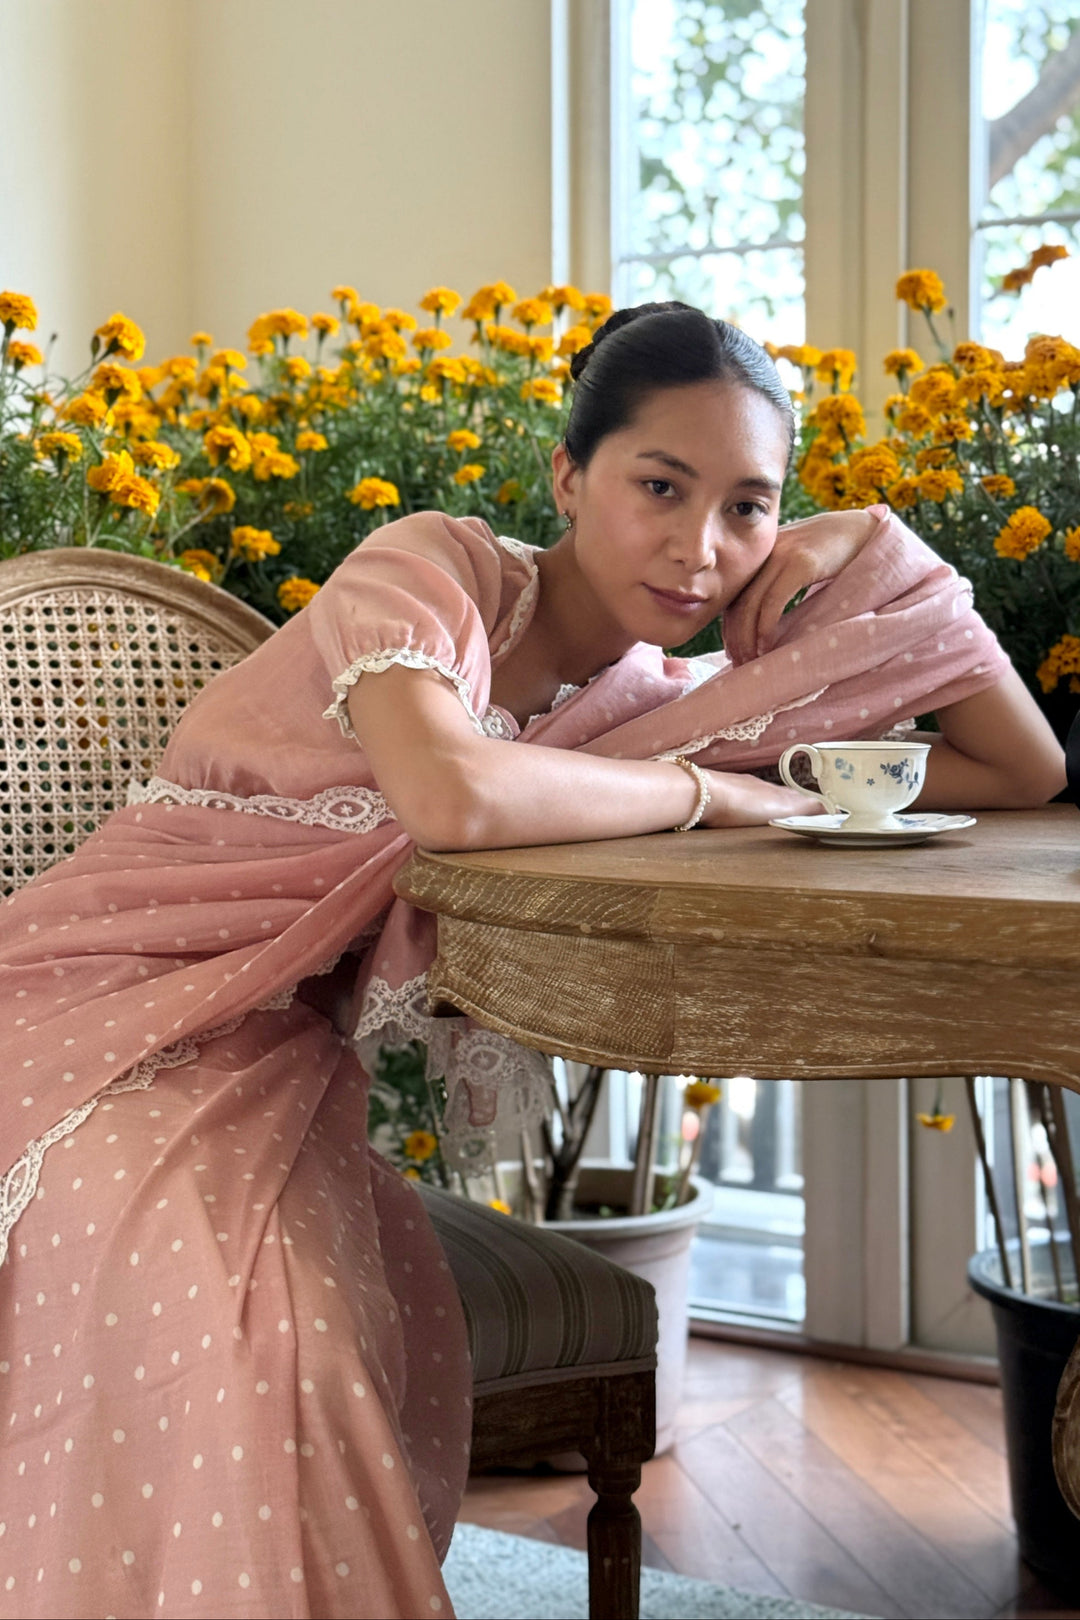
left=417, top=1185, right=658, bottom=1393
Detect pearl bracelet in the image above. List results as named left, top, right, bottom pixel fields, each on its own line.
left=670, top=754, right=711, bottom=832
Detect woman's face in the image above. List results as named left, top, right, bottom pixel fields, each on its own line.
left=552, top=381, right=789, bottom=647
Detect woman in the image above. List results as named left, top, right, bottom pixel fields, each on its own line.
left=0, top=304, right=1065, bottom=1620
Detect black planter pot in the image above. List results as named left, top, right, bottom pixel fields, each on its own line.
left=968, top=1248, right=1080, bottom=1595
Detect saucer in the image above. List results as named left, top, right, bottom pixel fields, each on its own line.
left=768, top=812, right=977, bottom=848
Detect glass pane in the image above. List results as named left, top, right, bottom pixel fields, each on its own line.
left=617, top=0, right=805, bottom=331
left=976, top=0, right=1080, bottom=349
left=621, top=246, right=805, bottom=346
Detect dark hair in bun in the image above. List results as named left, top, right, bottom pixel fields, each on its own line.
left=564, top=301, right=795, bottom=468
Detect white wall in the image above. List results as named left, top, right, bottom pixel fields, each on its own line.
left=0, top=0, right=553, bottom=369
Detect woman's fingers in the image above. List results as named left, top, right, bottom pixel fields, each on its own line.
left=702, top=771, right=825, bottom=827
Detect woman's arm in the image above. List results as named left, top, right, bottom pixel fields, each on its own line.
left=915, top=666, right=1066, bottom=809
left=346, top=666, right=818, bottom=851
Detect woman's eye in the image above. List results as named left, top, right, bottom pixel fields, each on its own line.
left=732, top=500, right=767, bottom=520
left=644, top=479, right=675, bottom=498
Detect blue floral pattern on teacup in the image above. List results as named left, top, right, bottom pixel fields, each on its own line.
left=879, top=757, right=918, bottom=789
left=833, top=756, right=855, bottom=781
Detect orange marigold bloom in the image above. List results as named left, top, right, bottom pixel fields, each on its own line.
left=908, top=367, right=955, bottom=415
left=916, top=468, right=964, bottom=503
left=883, top=348, right=923, bottom=378
left=684, top=1081, right=722, bottom=1110
left=419, top=287, right=462, bottom=318
left=512, top=297, right=553, bottom=329
left=330, top=285, right=359, bottom=309
left=815, top=348, right=857, bottom=390
left=177, top=476, right=235, bottom=516
left=541, top=284, right=586, bottom=313
left=994, top=505, right=1052, bottom=561
left=895, top=269, right=947, bottom=313
left=775, top=344, right=823, bottom=369
left=34, top=432, right=83, bottom=464
left=296, top=429, right=328, bottom=452
left=230, top=525, right=281, bottom=561
left=952, top=341, right=1000, bottom=373
left=1063, top=526, right=1080, bottom=563
left=7, top=341, right=42, bottom=369
left=557, top=323, right=592, bottom=358
left=284, top=356, right=312, bottom=381
left=583, top=292, right=613, bottom=322
left=190, top=331, right=213, bottom=348
left=885, top=476, right=921, bottom=510
left=94, top=312, right=145, bottom=363
left=446, top=429, right=481, bottom=452
left=528, top=336, right=554, bottom=364
left=131, top=440, right=180, bottom=471
left=348, top=476, right=400, bottom=510
left=86, top=449, right=134, bottom=493
left=427, top=357, right=468, bottom=387
left=0, top=291, right=38, bottom=331
left=496, top=478, right=524, bottom=504
left=93, top=363, right=142, bottom=402
left=203, top=424, right=252, bottom=472
left=807, top=392, right=865, bottom=441
left=1037, top=634, right=1080, bottom=693
left=980, top=474, right=1016, bottom=500
left=311, top=312, right=340, bottom=337
left=403, top=1129, right=438, bottom=1162
left=381, top=308, right=418, bottom=332
left=453, top=463, right=485, bottom=485
left=108, top=471, right=160, bottom=517
left=916, top=1113, right=956, bottom=1132
left=60, top=392, right=108, bottom=428
left=412, top=327, right=453, bottom=353
left=277, top=577, right=320, bottom=613
left=179, top=548, right=221, bottom=583
left=252, top=449, right=300, bottom=482
left=520, top=377, right=562, bottom=405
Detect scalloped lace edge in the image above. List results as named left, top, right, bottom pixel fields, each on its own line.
left=0, top=985, right=301, bottom=1269
left=127, top=777, right=394, bottom=835
left=323, top=649, right=485, bottom=740
left=653, top=685, right=830, bottom=758
left=490, top=535, right=541, bottom=665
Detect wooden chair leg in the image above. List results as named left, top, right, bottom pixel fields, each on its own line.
left=584, top=1454, right=643, bottom=1620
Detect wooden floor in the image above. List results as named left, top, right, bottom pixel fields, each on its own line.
left=459, top=1336, right=1080, bottom=1620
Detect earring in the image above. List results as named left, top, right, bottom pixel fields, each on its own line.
left=561, top=510, right=575, bottom=534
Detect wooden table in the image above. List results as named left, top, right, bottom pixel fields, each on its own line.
left=396, top=804, right=1080, bottom=1537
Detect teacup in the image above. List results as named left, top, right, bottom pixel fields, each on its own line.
left=778, top=740, right=931, bottom=830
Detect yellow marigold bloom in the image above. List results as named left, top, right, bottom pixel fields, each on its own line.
left=583, top=292, right=614, bottom=322
left=980, top=474, right=1016, bottom=500
left=266, top=308, right=309, bottom=341
left=394, top=356, right=423, bottom=376
left=1063, top=526, right=1080, bottom=563
left=807, top=392, right=865, bottom=441
left=330, top=285, right=359, bottom=309
left=908, top=367, right=955, bottom=415
left=883, top=348, right=923, bottom=378
left=203, top=423, right=252, bottom=472
left=94, top=312, right=145, bottom=363
left=402, top=1168, right=421, bottom=1182
left=952, top=341, right=999, bottom=373
left=34, top=431, right=83, bottom=464
left=552, top=359, right=572, bottom=383
left=283, top=500, right=314, bottom=519
left=380, top=309, right=417, bottom=333
left=131, top=440, right=181, bottom=471
left=7, top=340, right=42, bottom=369
left=488, top=1199, right=512, bottom=1215
left=496, top=478, right=524, bottom=504
left=1037, top=634, right=1080, bottom=693
left=914, top=445, right=954, bottom=472
left=93, top=363, right=142, bottom=403
left=86, top=449, right=134, bottom=493
left=885, top=476, right=920, bottom=510
left=446, top=429, right=481, bottom=452
left=179, top=548, right=222, bottom=582
left=412, top=327, right=453, bottom=353
left=419, top=383, right=441, bottom=403
left=427, top=357, right=467, bottom=387
left=277, top=576, right=320, bottom=613
left=512, top=297, right=553, bottom=329
left=462, top=286, right=500, bottom=323
left=916, top=1112, right=956, bottom=1132
left=684, top=1080, right=722, bottom=1110
left=284, top=356, right=312, bottom=381
left=895, top=402, right=934, bottom=437
left=541, top=283, right=586, bottom=313
left=180, top=476, right=235, bottom=515
left=453, top=462, right=485, bottom=485
left=165, top=355, right=199, bottom=384
left=916, top=468, right=963, bottom=503
left=847, top=443, right=902, bottom=494
left=528, top=336, right=555, bottom=364
left=883, top=393, right=908, bottom=419
left=366, top=329, right=408, bottom=362
left=775, top=344, right=823, bottom=369
left=230, top=525, right=281, bottom=561
left=419, top=287, right=462, bottom=318
left=557, top=324, right=592, bottom=359
left=190, top=331, right=213, bottom=348
left=0, top=291, right=38, bottom=331
left=210, top=349, right=246, bottom=373
left=247, top=316, right=275, bottom=356
left=404, top=1129, right=438, bottom=1163
left=311, top=312, right=340, bottom=337
left=953, top=368, right=1005, bottom=407
left=520, top=377, right=562, bottom=405
left=895, top=268, right=947, bottom=313
left=489, top=281, right=517, bottom=308
left=932, top=414, right=975, bottom=445
left=296, top=429, right=328, bottom=452
left=252, top=449, right=300, bottom=482
left=994, top=505, right=1052, bottom=561
left=109, top=471, right=160, bottom=517
left=484, top=323, right=531, bottom=358
left=1026, top=334, right=1080, bottom=391
left=815, top=348, right=857, bottom=390
left=348, top=476, right=400, bottom=510
left=351, top=301, right=382, bottom=332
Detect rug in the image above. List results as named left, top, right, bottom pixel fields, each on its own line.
left=443, top=1523, right=874, bottom=1619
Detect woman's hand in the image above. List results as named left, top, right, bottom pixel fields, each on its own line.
left=700, top=769, right=825, bottom=828
left=722, top=508, right=881, bottom=666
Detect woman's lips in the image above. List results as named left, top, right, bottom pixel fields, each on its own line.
left=644, top=584, right=709, bottom=615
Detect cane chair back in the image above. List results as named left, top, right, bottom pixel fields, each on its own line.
left=0, top=550, right=274, bottom=893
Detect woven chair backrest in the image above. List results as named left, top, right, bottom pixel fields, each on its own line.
left=0, top=551, right=275, bottom=894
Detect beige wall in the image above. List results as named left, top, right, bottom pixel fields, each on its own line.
left=0, top=0, right=553, bottom=369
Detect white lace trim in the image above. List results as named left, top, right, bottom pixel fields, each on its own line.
left=323, top=648, right=485, bottom=739
left=681, top=660, right=721, bottom=696
left=127, top=777, right=394, bottom=835
left=654, top=685, right=830, bottom=758
left=480, top=707, right=516, bottom=740
left=351, top=972, right=553, bottom=1172
left=490, top=535, right=540, bottom=665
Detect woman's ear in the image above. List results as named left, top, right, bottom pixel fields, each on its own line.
left=550, top=441, right=579, bottom=516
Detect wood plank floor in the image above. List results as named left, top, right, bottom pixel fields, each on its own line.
left=459, top=1337, right=1080, bottom=1619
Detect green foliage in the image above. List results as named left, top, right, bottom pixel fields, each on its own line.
left=366, top=1041, right=451, bottom=1189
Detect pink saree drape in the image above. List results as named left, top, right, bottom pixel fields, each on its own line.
left=0, top=506, right=1008, bottom=1619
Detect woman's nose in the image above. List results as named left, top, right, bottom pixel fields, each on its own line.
left=668, top=512, right=720, bottom=570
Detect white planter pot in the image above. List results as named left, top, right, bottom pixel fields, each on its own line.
left=499, top=1161, right=713, bottom=1454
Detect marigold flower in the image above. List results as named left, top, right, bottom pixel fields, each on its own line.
left=895, top=268, right=947, bottom=313
left=908, top=367, right=955, bottom=415
left=179, top=548, right=221, bottom=582
left=366, top=329, right=408, bottom=363
left=953, top=369, right=1005, bottom=407
left=203, top=423, right=252, bottom=472
left=311, top=312, right=340, bottom=337
left=283, top=500, right=314, bottom=520
left=330, top=285, right=359, bottom=309
left=980, top=474, right=1016, bottom=501
left=190, top=330, right=213, bottom=349
left=895, top=403, right=934, bottom=437
left=427, top=357, right=468, bottom=387
left=815, top=348, right=857, bottom=390
left=108, top=471, right=160, bottom=517
left=94, top=312, right=145, bottom=363
left=93, top=364, right=142, bottom=403
left=277, top=577, right=320, bottom=613
left=208, top=349, right=246, bottom=374
left=412, top=327, right=453, bottom=353
left=179, top=476, right=235, bottom=515
left=1063, top=527, right=1080, bottom=563
left=296, top=429, right=328, bottom=452
left=557, top=324, right=592, bottom=359
left=847, top=444, right=902, bottom=494
left=446, top=429, right=481, bottom=452
left=453, top=462, right=484, bottom=485
left=252, top=449, right=300, bottom=482
left=404, top=1129, right=438, bottom=1162
left=994, top=505, right=1052, bottom=561
left=932, top=414, right=975, bottom=445
left=348, top=476, right=400, bottom=510
left=916, top=1112, right=956, bottom=1132
left=86, top=449, right=135, bottom=494
left=807, top=392, right=865, bottom=441
left=882, top=348, right=923, bottom=379
left=462, top=286, right=500, bottom=323
left=528, top=336, right=555, bottom=364
left=916, top=468, right=963, bottom=503
left=520, top=377, right=562, bottom=406
left=1037, top=633, right=1080, bottom=693
left=775, top=344, right=823, bottom=370
left=952, top=341, right=999, bottom=373
left=351, top=302, right=382, bottom=333
left=512, top=297, right=553, bottom=329
left=496, top=478, right=524, bottom=504
left=230, top=525, right=281, bottom=561
left=381, top=308, right=418, bottom=332
left=542, top=283, right=586, bottom=313
left=488, top=1198, right=512, bottom=1215
left=34, top=431, right=83, bottom=465
left=419, top=287, right=462, bottom=318
left=0, top=291, right=38, bottom=331
left=131, top=439, right=181, bottom=471
left=484, top=323, right=531, bottom=358
left=7, top=341, right=42, bottom=369
left=885, top=476, right=920, bottom=510
left=684, top=1080, right=722, bottom=1110
left=583, top=292, right=614, bottom=322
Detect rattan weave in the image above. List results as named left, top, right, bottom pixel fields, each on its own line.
left=0, top=551, right=274, bottom=893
